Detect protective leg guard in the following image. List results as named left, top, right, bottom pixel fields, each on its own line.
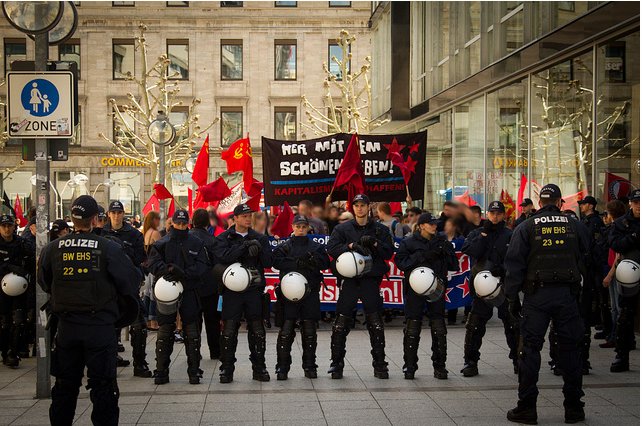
left=328, top=314, right=351, bottom=379
left=301, top=320, right=318, bottom=378
left=501, top=317, right=520, bottom=374
left=9, top=309, right=25, bottom=367
left=402, top=319, right=422, bottom=379
left=219, top=320, right=239, bottom=383
left=462, top=314, right=485, bottom=376
left=612, top=306, right=633, bottom=373
left=247, top=319, right=270, bottom=382
left=183, top=322, right=202, bottom=384
left=130, top=323, right=152, bottom=378
left=366, top=312, right=388, bottom=379
left=87, top=378, right=119, bottom=426
left=275, top=319, right=296, bottom=380
left=430, top=319, right=448, bottom=380
left=50, top=378, right=81, bottom=426
left=153, top=324, right=174, bottom=385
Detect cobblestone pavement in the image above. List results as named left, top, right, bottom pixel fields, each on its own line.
left=0, top=317, right=638, bottom=425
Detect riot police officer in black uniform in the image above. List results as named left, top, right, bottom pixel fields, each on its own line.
left=273, top=215, right=330, bottom=380
left=147, top=209, right=210, bottom=384
left=213, top=203, right=273, bottom=383
left=38, top=195, right=141, bottom=426
left=504, top=184, right=590, bottom=424
left=514, top=198, right=536, bottom=227
left=0, top=213, right=34, bottom=368
left=103, top=200, right=151, bottom=377
left=395, top=213, right=458, bottom=380
left=608, top=189, right=640, bottom=373
left=461, top=201, right=518, bottom=377
left=326, top=194, right=394, bottom=379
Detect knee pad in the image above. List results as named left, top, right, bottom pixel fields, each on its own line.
left=405, top=319, right=422, bottom=336
left=0, top=315, right=10, bottom=331
left=222, top=320, right=240, bottom=338
left=247, top=320, right=265, bottom=338
left=429, top=319, right=447, bottom=335
left=183, top=322, right=200, bottom=339
left=332, top=314, right=352, bottom=334
left=279, top=320, right=296, bottom=339
left=300, top=320, right=316, bottom=335
left=12, top=309, right=25, bottom=326
left=365, top=313, right=384, bottom=331
left=465, top=314, right=485, bottom=331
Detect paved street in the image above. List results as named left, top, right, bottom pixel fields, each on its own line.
left=0, top=317, right=638, bottom=425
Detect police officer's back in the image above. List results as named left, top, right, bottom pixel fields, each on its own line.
left=38, top=195, right=141, bottom=426
left=504, top=184, right=590, bottom=424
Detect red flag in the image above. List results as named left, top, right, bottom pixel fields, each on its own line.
left=389, top=202, right=402, bottom=214
left=517, top=173, right=527, bottom=212
left=332, top=134, right=366, bottom=210
left=221, top=137, right=253, bottom=193
left=604, top=172, right=634, bottom=201
left=142, top=194, right=160, bottom=216
left=245, top=179, right=264, bottom=212
left=167, top=198, right=176, bottom=218
left=500, top=190, right=516, bottom=220
left=13, top=195, right=26, bottom=227
left=270, top=201, right=293, bottom=238
left=191, top=135, right=210, bottom=187
left=153, top=183, right=174, bottom=200
left=455, top=190, right=477, bottom=206
left=187, top=188, right=193, bottom=216
left=199, top=177, right=232, bottom=202
left=562, top=189, right=588, bottom=212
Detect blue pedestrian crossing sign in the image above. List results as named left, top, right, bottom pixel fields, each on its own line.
left=7, top=71, right=74, bottom=139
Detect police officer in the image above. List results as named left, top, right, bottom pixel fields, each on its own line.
left=213, top=203, right=273, bottom=383
left=461, top=201, right=518, bottom=377
left=514, top=198, right=536, bottom=227
left=189, top=208, right=221, bottom=360
left=103, top=200, right=151, bottom=377
left=326, top=194, right=394, bottom=379
left=272, top=215, right=330, bottom=380
left=608, top=189, right=640, bottom=373
left=147, top=209, right=210, bottom=384
left=0, top=213, right=34, bottom=368
left=38, top=195, right=141, bottom=426
left=504, top=184, right=590, bottom=424
left=394, top=213, right=458, bottom=380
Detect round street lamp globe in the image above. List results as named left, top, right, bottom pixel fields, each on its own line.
left=27, top=2, right=78, bottom=45
left=2, top=1, right=63, bottom=35
left=148, top=116, right=176, bottom=147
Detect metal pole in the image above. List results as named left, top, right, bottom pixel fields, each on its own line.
left=34, top=31, right=51, bottom=399
left=159, top=142, right=166, bottom=222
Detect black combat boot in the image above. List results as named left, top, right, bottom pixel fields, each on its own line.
left=328, top=314, right=351, bottom=379
left=301, top=320, right=318, bottom=378
left=507, top=399, right=537, bottom=424
left=248, top=320, right=270, bottom=382
left=430, top=319, right=448, bottom=379
left=610, top=352, right=629, bottom=372
left=131, top=323, right=152, bottom=378
left=275, top=320, right=296, bottom=380
left=366, top=312, right=388, bottom=379
left=184, top=323, right=203, bottom=385
left=153, top=324, right=174, bottom=385
left=564, top=401, right=585, bottom=424
left=462, top=314, right=485, bottom=377
left=402, top=319, right=422, bottom=379
left=219, top=320, right=239, bottom=383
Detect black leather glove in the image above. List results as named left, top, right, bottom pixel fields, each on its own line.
left=482, top=220, right=494, bottom=232
left=351, top=243, right=370, bottom=256
left=297, top=252, right=319, bottom=270
left=508, top=298, right=522, bottom=325
left=6, top=264, right=27, bottom=277
left=244, top=240, right=262, bottom=257
left=490, top=265, right=503, bottom=278
left=359, top=235, right=377, bottom=250
left=165, top=263, right=185, bottom=282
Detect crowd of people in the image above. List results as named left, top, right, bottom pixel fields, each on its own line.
left=0, top=184, right=637, bottom=425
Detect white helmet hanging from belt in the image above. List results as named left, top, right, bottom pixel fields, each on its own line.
left=222, top=263, right=260, bottom=292
left=408, top=267, right=444, bottom=302
left=154, top=277, right=183, bottom=315
left=1, top=273, right=28, bottom=297
left=335, top=251, right=373, bottom=278
left=473, top=270, right=505, bottom=306
left=616, top=259, right=640, bottom=297
left=280, top=271, right=310, bottom=302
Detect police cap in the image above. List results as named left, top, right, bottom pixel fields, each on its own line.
left=519, top=198, right=533, bottom=207
left=71, top=195, right=99, bottom=219
left=629, top=189, right=640, bottom=201
left=578, top=195, right=598, bottom=206
left=0, top=213, right=15, bottom=225
left=108, top=200, right=125, bottom=212
left=292, top=214, right=309, bottom=225
left=97, top=205, right=107, bottom=219
left=51, top=219, right=70, bottom=233
left=172, top=209, right=190, bottom=224
left=539, top=184, right=562, bottom=200
left=417, top=212, right=439, bottom=225
left=352, top=194, right=370, bottom=205
left=487, top=200, right=505, bottom=213
left=233, top=203, right=254, bottom=216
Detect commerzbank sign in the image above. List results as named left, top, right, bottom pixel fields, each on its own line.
left=100, top=157, right=182, bottom=167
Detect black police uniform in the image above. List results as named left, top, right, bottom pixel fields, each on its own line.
left=272, top=232, right=330, bottom=379
left=326, top=214, right=394, bottom=379
left=189, top=226, right=221, bottom=359
left=0, top=217, right=35, bottom=368
left=394, top=226, right=458, bottom=379
left=102, top=210, right=151, bottom=377
left=38, top=211, right=141, bottom=426
left=147, top=223, right=210, bottom=384
left=16, top=218, right=37, bottom=359
left=504, top=196, right=590, bottom=424
left=213, top=221, right=273, bottom=383
left=608, top=207, right=640, bottom=372
left=461, top=219, right=518, bottom=376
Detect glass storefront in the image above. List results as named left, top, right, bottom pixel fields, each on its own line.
left=109, top=171, right=141, bottom=216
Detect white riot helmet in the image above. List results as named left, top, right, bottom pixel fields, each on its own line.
left=280, top=271, right=310, bottom=302
left=335, top=252, right=373, bottom=278
left=473, top=270, right=505, bottom=306
left=154, top=277, right=183, bottom=315
left=616, top=259, right=640, bottom=297
left=222, top=263, right=260, bottom=292
left=408, top=267, right=444, bottom=302
left=1, top=273, right=28, bottom=297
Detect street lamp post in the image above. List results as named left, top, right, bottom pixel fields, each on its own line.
left=92, top=178, right=114, bottom=205
left=59, top=173, right=88, bottom=218
left=148, top=112, right=175, bottom=222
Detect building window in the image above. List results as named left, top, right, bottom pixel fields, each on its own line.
left=169, top=107, right=189, bottom=145
left=112, top=1, right=134, bottom=6
left=113, top=108, right=136, bottom=147
left=221, top=1, right=243, bottom=6
left=417, top=112, right=452, bottom=214
left=275, top=107, right=297, bottom=140
left=328, top=42, right=350, bottom=81
left=113, top=40, right=135, bottom=79
left=329, top=1, right=351, bottom=7
left=275, top=40, right=297, bottom=80
left=327, top=107, right=345, bottom=133
left=275, top=1, right=297, bottom=7
left=221, top=40, right=243, bottom=80
left=167, top=1, right=188, bottom=6
left=221, top=108, right=243, bottom=146
left=109, top=172, right=141, bottom=216
left=454, top=96, right=485, bottom=207
left=4, top=39, right=26, bottom=75
left=59, top=40, right=80, bottom=79
left=167, top=40, right=189, bottom=80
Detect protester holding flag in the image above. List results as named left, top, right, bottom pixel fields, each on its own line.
left=326, top=194, right=394, bottom=380
left=272, top=215, right=330, bottom=380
